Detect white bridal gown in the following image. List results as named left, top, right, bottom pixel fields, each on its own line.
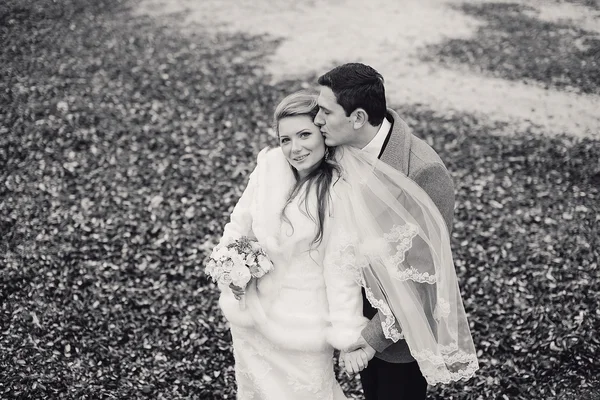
left=216, top=148, right=367, bottom=400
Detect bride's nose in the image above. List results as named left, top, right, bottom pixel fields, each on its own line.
left=291, top=140, right=302, bottom=153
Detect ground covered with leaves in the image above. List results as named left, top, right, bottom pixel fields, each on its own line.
left=1, top=0, right=599, bottom=399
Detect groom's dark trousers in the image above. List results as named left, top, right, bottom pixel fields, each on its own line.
left=360, top=358, right=427, bottom=400
left=359, top=290, right=428, bottom=400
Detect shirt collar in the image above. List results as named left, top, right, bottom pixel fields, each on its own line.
left=361, top=117, right=392, bottom=157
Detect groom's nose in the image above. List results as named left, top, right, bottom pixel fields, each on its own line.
left=314, top=112, right=324, bottom=127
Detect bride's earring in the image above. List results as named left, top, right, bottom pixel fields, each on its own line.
left=324, top=147, right=330, bottom=161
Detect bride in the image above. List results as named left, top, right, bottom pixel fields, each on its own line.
left=210, top=91, right=477, bottom=399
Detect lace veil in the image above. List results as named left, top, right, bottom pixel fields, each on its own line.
left=329, top=146, right=479, bottom=385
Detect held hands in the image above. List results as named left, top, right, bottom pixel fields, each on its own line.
left=339, top=336, right=377, bottom=376
left=339, top=349, right=369, bottom=376
left=339, top=336, right=375, bottom=375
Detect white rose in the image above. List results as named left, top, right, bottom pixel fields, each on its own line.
left=211, top=263, right=224, bottom=281
left=229, top=251, right=245, bottom=267
left=205, top=259, right=217, bottom=277
left=230, top=264, right=252, bottom=288
left=222, top=259, right=234, bottom=272
left=211, top=246, right=230, bottom=261
left=257, top=255, right=274, bottom=274
left=220, top=271, right=232, bottom=286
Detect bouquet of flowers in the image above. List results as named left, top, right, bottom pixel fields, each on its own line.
left=205, top=236, right=274, bottom=309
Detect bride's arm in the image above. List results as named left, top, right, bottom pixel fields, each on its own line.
left=322, top=184, right=369, bottom=350
left=216, top=148, right=269, bottom=247
left=323, top=238, right=369, bottom=350
left=217, top=171, right=256, bottom=245
left=213, top=149, right=268, bottom=325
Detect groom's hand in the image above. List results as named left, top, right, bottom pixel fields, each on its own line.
left=345, top=335, right=376, bottom=362
left=341, top=349, right=369, bottom=375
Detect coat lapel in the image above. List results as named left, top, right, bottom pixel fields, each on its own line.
left=379, top=109, right=411, bottom=176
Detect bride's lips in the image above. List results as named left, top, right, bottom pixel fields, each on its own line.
left=293, top=154, right=309, bottom=162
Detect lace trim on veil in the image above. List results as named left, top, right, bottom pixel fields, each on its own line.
left=362, top=284, right=403, bottom=342
left=330, top=225, right=477, bottom=384
left=330, top=231, right=409, bottom=343
left=413, top=348, right=479, bottom=384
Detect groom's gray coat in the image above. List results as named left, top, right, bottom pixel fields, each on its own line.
left=361, top=108, right=455, bottom=363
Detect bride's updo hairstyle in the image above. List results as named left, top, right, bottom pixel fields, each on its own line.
left=273, top=91, right=340, bottom=246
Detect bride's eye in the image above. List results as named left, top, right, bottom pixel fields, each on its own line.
left=300, top=132, right=311, bottom=138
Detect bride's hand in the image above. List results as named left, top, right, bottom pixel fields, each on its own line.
left=342, top=349, right=369, bottom=375
left=229, top=282, right=246, bottom=300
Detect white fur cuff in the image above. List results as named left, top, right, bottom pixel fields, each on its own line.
left=325, top=318, right=369, bottom=351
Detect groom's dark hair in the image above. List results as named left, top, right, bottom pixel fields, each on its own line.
left=318, top=63, right=387, bottom=126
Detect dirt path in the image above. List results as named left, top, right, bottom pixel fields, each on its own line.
left=135, top=0, right=600, bottom=138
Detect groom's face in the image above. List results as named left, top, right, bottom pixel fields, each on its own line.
left=315, top=86, right=356, bottom=147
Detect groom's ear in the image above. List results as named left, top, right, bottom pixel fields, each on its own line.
left=351, top=108, right=368, bottom=129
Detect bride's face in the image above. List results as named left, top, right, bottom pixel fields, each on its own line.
left=278, top=115, right=326, bottom=178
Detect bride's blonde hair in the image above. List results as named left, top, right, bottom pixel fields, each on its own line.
left=273, top=91, right=340, bottom=246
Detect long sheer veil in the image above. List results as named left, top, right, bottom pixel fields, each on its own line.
left=329, top=146, right=478, bottom=385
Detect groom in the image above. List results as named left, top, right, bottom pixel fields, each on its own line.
left=314, top=63, right=455, bottom=400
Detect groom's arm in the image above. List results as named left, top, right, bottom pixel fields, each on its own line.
left=361, top=162, right=455, bottom=353
left=412, top=162, right=455, bottom=234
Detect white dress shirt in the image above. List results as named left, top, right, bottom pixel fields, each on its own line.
left=361, top=116, right=392, bottom=158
